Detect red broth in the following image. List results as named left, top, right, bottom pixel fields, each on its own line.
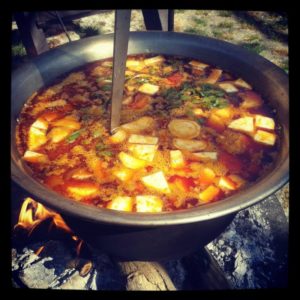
left=16, top=54, right=281, bottom=213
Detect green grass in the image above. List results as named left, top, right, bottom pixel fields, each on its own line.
left=280, top=60, right=289, bottom=74
left=217, top=21, right=234, bottom=29
left=72, top=22, right=102, bottom=37
left=184, top=27, right=208, bottom=36
left=175, top=9, right=187, bottom=14
left=211, top=29, right=225, bottom=39
left=193, top=17, right=207, bottom=26
left=217, top=10, right=232, bottom=17
left=240, top=41, right=266, bottom=54
left=12, top=43, right=26, bottom=58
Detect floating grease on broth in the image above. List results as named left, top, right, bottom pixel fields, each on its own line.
left=16, top=54, right=281, bottom=213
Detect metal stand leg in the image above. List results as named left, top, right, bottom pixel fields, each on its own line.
left=142, top=9, right=174, bottom=31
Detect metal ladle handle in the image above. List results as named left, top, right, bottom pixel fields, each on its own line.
left=110, top=9, right=131, bottom=134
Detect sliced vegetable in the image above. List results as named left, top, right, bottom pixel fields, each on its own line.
left=218, top=82, right=239, bottom=93
left=168, top=119, right=201, bottom=139
left=109, top=129, right=127, bottom=144
left=128, top=144, right=158, bottom=162
left=169, top=176, right=195, bottom=192
left=199, top=185, right=220, bottom=202
left=128, top=134, right=158, bottom=145
left=66, top=127, right=83, bottom=143
left=118, top=152, right=147, bottom=169
left=218, top=176, right=237, bottom=191
left=192, top=152, right=218, bottom=161
left=129, top=93, right=151, bottom=109
left=31, top=118, right=49, bottom=131
left=113, top=168, right=134, bottom=182
left=166, top=72, right=184, bottom=86
left=228, top=174, right=246, bottom=188
left=144, top=55, right=165, bottom=66
left=121, top=116, right=155, bottom=133
left=107, top=196, right=133, bottom=212
left=253, top=130, right=276, bottom=146
left=135, top=195, right=163, bottom=212
left=141, top=171, right=171, bottom=194
left=204, top=69, right=223, bottom=84
left=65, top=181, right=99, bottom=200
left=52, top=116, right=81, bottom=130
left=206, top=114, right=226, bottom=132
left=138, top=83, right=159, bottom=95
left=254, top=115, right=275, bottom=130
left=228, top=116, right=254, bottom=134
left=199, top=167, right=216, bottom=185
left=233, top=78, right=252, bottom=90
left=170, top=150, right=185, bottom=169
left=23, top=150, right=48, bottom=163
left=28, top=126, right=48, bottom=150
left=188, top=60, right=209, bottom=70
left=126, top=60, right=145, bottom=71
left=173, top=138, right=207, bottom=152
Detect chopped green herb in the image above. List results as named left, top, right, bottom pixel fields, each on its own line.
left=95, top=142, right=107, bottom=151
left=93, top=130, right=102, bottom=138
left=67, top=129, right=83, bottom=143
left=101, top=84, right=112, bottom=91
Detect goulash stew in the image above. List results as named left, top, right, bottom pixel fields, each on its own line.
left=16, top=55, right=281, bottom=213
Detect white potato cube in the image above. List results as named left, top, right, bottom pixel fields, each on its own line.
left=136, top=195, right=163, bottom=212
left=192, top=152, right=218, bottom=160
left=228, top=117, right=254, bottom=134
left=188, top=60, right=209, bottom=70
left=255, top=115, right=275, bottom=130
left=128, top=134, right=158, bottom=145
left=234, top=78, right=252, bottom=89
left=138, top=83, right=159, bottom=95
left=109, top=129, right=127, bottom=144
left=121, top=116, right=155, bottom=133
left=128, top=144, right=158, bottom=162
left=141, top=171, right=171, bottom=194
left=144, top=56, right=165, bottom=66
left=23, top=150, right=48, bottom=163
left=253, top=130, right=276, bottom=146
left=107, top=196, right=133, bottom=212
left=170, top=150, right=185, bottom=168
left=118, top=152, right=147, bottom=169
left=218, top=82, right=239, bottom=93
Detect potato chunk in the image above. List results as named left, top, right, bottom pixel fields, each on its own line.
left=170, top=150, right=185, bottom=169
left=144, top=55, right=165, bottom=66
left=126, top=60, right=145, bottom=71
left=23, top=150, right=48, bottom=163
left=192, top=152, right=218, bottom=161
left=128, top=144, right=158, bottom=162
left=121, top=116, right=155, bottom=133
left=173, top=138, right=207, bottom=152
left=204, top=69, right=223, bottom=84
left=199, top=185, right=220, bottom=202
left=254, top=115, right=275, bottom=130
left=109, top=129, right=127, bottom=144
left=253, top=130, right=276, bottom=146
left=107, top=196, right=133, bottom=212
left=168, top=119, right=201, bottom=139
left=218, top=176, right=237, bottom=191
left=118, top=152, right=147, bottom=169
left=136, top=195, right=163, bottom=212
left=218, top=82, right=239, bottom=93
left=113, top=168, right=134, bottom=181
left=128, top=134, right=158, bottom=145
left=141, top=171, right=171, bottom=194
left=52, top=116, right=81, bottom=130
left=233, top=78, right=252, bottom=90
left=138, top=83, right=159, bottom=95
left=66, top=182, right=99, bottom=200
left=31, top=118, right=49, bottom=131
left=188, top=60, right=209, bottom=70
left=28, top=127, right=48, bottom=151
left=47, top=127, right=73, bottom=143
left=228, top=117, right=254, bottom=134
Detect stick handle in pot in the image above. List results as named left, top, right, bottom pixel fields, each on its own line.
left=110, top=9, right=131, bottom=133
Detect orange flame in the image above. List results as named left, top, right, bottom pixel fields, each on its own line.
left=15, top=197, right=72, bottom=234
left=15, top=197, right=84, bottom=256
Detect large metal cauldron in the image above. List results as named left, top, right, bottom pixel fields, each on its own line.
left=11, top=32, right=289, bottom=261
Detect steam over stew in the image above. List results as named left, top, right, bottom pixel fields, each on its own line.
left=16, top=54, right=281, bottom=212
